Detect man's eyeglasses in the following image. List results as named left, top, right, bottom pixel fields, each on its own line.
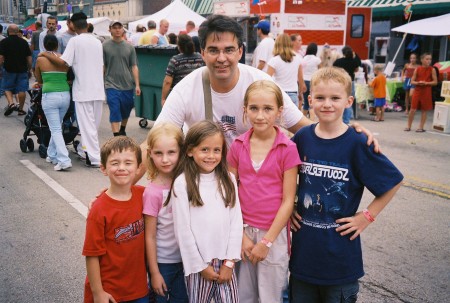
left=204, top=47, right=239, bottom=57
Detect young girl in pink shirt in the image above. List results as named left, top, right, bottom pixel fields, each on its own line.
left=142, top=123, right=188, bottom=303
left=227, top=80, right=301, bottom=302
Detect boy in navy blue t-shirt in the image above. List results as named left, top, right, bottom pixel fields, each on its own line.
left=290, top=67, right=403, bottom=302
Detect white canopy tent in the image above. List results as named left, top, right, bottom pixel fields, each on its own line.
left=391, top=13, right=450, bottom=36
left=128, top=0, right=206, bottom=34
left=58, top=17, right=112, bottom=37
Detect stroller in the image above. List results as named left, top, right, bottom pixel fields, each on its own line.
left=19, top=88, right=80, bottom=158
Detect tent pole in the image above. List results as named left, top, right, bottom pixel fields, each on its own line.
left=391, top=12, right=412, bottom=64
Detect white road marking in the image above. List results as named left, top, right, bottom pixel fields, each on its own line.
left=20, top=160, right=88, bottom=218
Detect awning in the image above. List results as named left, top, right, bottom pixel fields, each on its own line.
left=181, top=0, right=214, bottom=15
left=348, top=0, right=450, bottom=18
left=23, top=18, right=36, bottom=28
left=391, top=13, right=450, bottom=36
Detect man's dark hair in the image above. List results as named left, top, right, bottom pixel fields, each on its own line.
left=47, top=16, right=57, bottom=23
left=342, top=45, right=353, bottom=59
left=0, top=24, right=3, bottom=34
left=198, top=15, right=243, bottom=50
left=44, top=34, right=59, bottom=51
left=305, top=43, right=318, bottom=56
left=147, top=20, right=156, bottom=30
left=167, top=33, right=177, bottom=44
left=35, top=21, right=42, bottom=29
left=178, top=34, right=194, bottom=55
left=136, top=24, right=145, bottom=33
left=86, top=22, right=93, bottom=32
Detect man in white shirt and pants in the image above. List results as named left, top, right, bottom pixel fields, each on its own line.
left=252, top=20, right=274, bottom=72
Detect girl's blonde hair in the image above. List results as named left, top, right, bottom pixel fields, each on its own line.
left=273, top=33, right=296, bottom=63
left=169, top=120, right=236, bottom=208
left=243, top=80, right=284, bottom=124
left=310, top=67, right=352, bottom=96
left=146, top=123, right=184, bottom=180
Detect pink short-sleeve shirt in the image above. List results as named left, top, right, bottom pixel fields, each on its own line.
left=227, top=127, right=301, bottom=230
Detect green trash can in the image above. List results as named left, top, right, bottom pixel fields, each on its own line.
left=134, top=45, right=178, bottom=128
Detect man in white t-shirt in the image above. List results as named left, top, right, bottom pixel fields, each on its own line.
left=40, top=12, right=105, bottom=167
left=135, top=15, right=377, bottom=181
left=252, top=20, right=274, bottom=72
left=39, top=16, right=62, bottom=53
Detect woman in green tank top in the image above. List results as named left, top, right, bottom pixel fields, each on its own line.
left=34, top=34, right=72, bottom=171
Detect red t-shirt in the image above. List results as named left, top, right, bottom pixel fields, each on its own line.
left=82, top=185, right=148, bottom=303
left=370, top=73, right=387, bottom=99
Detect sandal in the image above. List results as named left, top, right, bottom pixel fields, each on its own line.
left=415, top=129, right=426, bottom=133
left=4, top=103, right=17, bottom=116
left=17, top=109, right=26, bottom=116
left=404, top=128, right=411, bottom=131
left=371, top=118, right=380, bottom=122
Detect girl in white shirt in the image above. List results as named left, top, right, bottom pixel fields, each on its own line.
left=143, top=123, right=188, bottom=302
left=301, top=43, right=321, bottom=121
left=170, top=120, right=243, bottom=303
left=267, top=33, right=306, bottom=108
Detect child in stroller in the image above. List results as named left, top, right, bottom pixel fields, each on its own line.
left=19, top=88, right=80, bottom=158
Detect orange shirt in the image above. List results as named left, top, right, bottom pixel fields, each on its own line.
left=83, top=186, right=148, bottom=303
left=370, top=73, right=387, bottom=99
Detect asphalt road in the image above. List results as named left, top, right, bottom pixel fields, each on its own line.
left=0, top=95, right=449, bottom=303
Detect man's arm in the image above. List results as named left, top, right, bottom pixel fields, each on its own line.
left=257, top=60, right=266, bottom=71
left=161, top=75, right=173, bottom=106
left=132, top=65, right=141, bottom=96
left=38, top=51, right=66, bottom=67
left=151, top=35, right=158, bottom=45
left=287, top=116, right=314, bottom=134
left=0, top=55, right=4, bottom=65
left=27, top=56, right=32, bottom=70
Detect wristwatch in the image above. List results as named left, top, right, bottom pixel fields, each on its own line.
left=260, top=237, right=273, bottom=248
left=223, top=260, right=235, bottom=269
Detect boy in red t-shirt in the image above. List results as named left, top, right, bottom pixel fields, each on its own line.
left=82, top=136, right=148, bottom=303
left=369, top=64, right=387, bottom=122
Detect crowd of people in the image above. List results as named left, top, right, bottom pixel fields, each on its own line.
left=3, top=10, right=442, bottom=303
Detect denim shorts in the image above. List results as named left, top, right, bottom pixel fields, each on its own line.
left=106, top=88, right=134, bottom=123
left=403, top=78, right=415, bottom=91
left=289, top=275, right=359, bottom=303
left=2, top=70, right=29, bottom=92
left=374, top=98, right=386, bottom=107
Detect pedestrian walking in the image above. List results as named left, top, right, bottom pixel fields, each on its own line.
left=103, top=20, right=140, bottom=137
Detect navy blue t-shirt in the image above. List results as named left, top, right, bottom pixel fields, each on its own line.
left=290, top=124, right=403, bottom=285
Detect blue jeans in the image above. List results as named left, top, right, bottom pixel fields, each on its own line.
left=42, top=91, right=71, bottom=166
left=289, top=276, right=359, bottom=303
left=155, top=262, right=188, bottom=303
left=286, top=91, right=299, bottom=107
left=302, top=81, right=311, bottom=110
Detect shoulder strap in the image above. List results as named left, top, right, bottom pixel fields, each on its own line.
left=202, top=68, right=213, bottom=121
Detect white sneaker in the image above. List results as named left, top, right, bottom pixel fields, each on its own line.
left=54, top=162, right=72, bottom=171
left=46, top=157, right=57, bottom=164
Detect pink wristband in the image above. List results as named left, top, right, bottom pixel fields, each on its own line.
left=363, top=209, right=375, bottom=222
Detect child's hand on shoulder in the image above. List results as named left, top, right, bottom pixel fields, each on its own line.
left=249, top=242, right=269, bottom=265
left=335, top=212, right=371, bottom=240
left=200, top=265, right=219, bottom=282
left=93, top=290, right=117, bottom=303
left=150, top=272, right=168, bottom=297
left=241, top=233, right=255, bottom=262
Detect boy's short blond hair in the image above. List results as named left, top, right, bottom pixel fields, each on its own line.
left=100, top=136, right=142, bottom=168
left=310, top=67, right=352, bottom=97
left=374, top=64, right=384, bottom=72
